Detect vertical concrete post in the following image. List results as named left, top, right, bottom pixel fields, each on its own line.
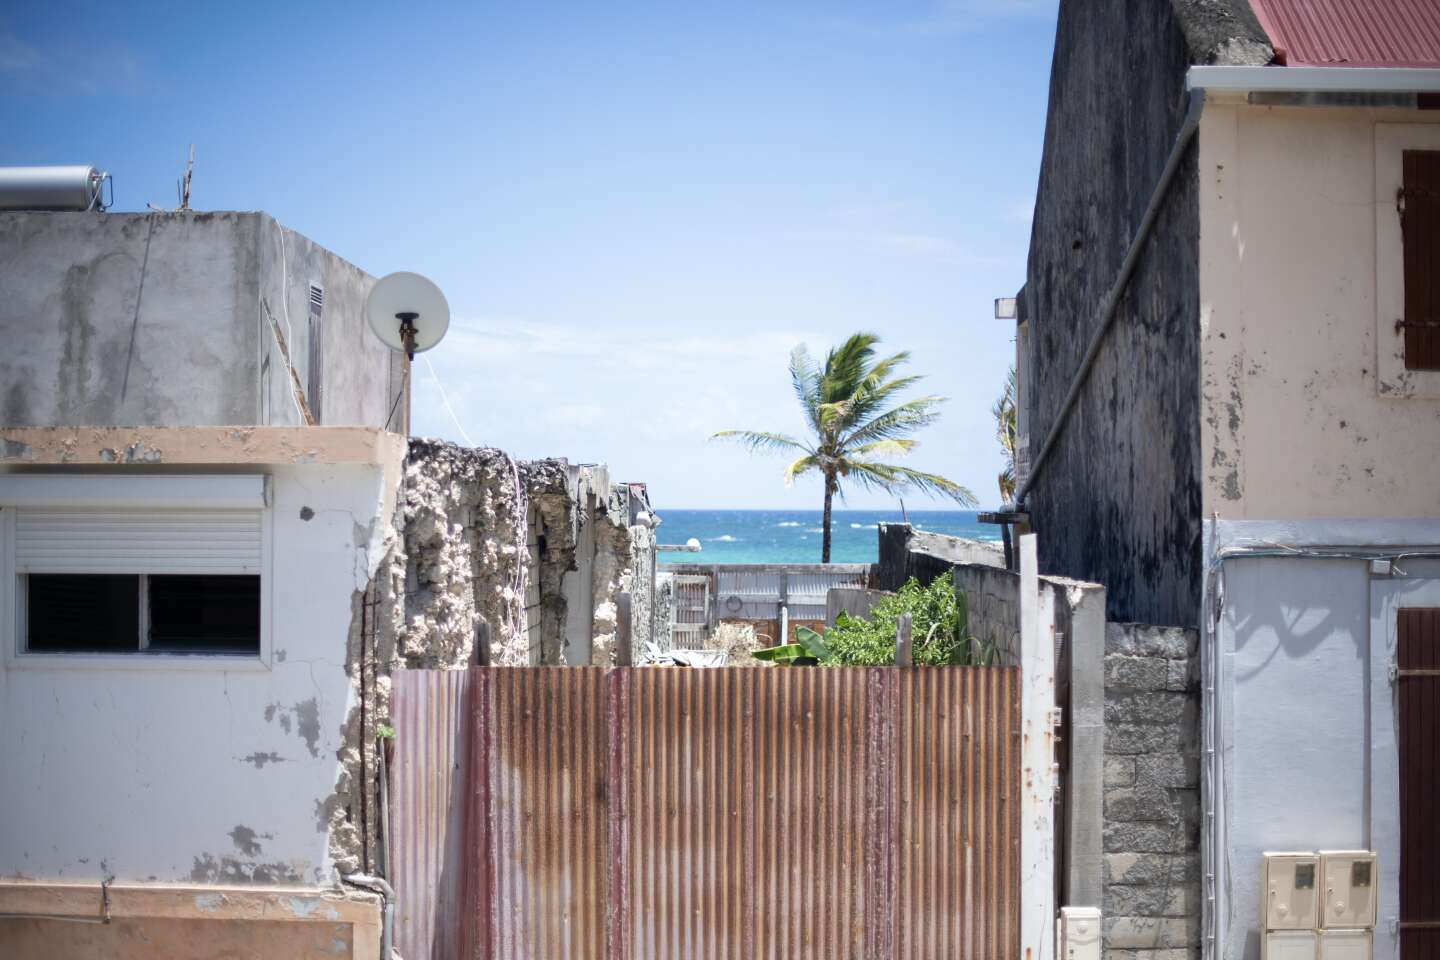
left=895, top=613, right=913, bottom=666
left=1065, top=584, right=1106, bottom=907
left=1019, top=533, right=1057, bottom=960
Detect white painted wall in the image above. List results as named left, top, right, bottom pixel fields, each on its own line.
left=1198, top=101, right=1440, bottom=520
left=1217, top=534, right=1440, bottom=960
left=0, top=461, right=394, bottom=887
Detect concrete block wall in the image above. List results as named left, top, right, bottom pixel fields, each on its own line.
left=1102, top=623, right=1201, bottom=960
left=951, top=563, right=1022, bottom=666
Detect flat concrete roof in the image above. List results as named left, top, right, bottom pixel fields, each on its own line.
left=0, top=426, right=407, bottom=466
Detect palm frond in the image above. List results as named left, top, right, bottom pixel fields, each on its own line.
left=842, top=459, right=977, bottom=506
left=710, top=430, right=808, bottom=455
left=879, top=465, right=978, bottom=506
left=852, top=438, right=918, bottom=459
left=841, top=395, right=946, bottom=447
left=819, top=332, right=880, bottom=403
left=783, top=454, right=820, bottom=486
left=789, top=345, right=822, bottom=434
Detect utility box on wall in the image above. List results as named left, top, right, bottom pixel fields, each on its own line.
left=1268, top=931, right=1320, bottom=960
left=1058, top=907, right=1101, bottom=960
left=1320, top=851, right=1377, bottom=930
left=1266, top=853, right=1321, bottom=931
left=1319, top=928, right=1372, bottom=960
left=1262, top=851, right=1377, bottom=960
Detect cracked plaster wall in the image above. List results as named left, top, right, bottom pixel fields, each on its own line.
left=0, top=211, right=402, bottom=431
left=1198, top=103, right=1440, bottom=522
left=0, top=459, right=400, bottom=889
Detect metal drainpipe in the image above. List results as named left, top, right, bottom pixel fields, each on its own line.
left=1015, top=89, right=1206, bottom=511
left=343, top=873, right=394, bottom=960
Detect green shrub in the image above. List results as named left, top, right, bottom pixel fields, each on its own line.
left=820, top=572, right=993, bottom=667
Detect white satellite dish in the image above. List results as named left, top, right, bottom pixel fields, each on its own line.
left=365, top=271, right=450, bottom=359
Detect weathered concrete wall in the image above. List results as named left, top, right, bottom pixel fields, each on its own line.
left=1020, top=0, right=1269, bottom=628
left=877, top=522, right=1002, bottom=591
left=1102, top=622, right=1200, bottom=959
left=1198, top=103, right=1440, bottom=520
left=0, top=211, right=401, bottom=431
left=591, top=482, right=659, bottom=665
left=257, top=216, right=404, bottom=429
left=398, top=440, right=537, bottom=668
left=0, top=458, right=400, bottom=888
left=397, top=441, right=651, bottom=668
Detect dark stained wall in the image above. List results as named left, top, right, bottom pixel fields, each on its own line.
left=1019, top=0, right=1270, bottom=628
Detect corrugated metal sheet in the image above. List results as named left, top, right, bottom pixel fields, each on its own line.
left=713, top=567, right=874, bottom=624
left=1397, top=608, right=1440, bottom=959
left=392, top=666, right=1020, bottom=959
left=391, top=669, right=474, bottom=960
left=1248, top=0, right=1440, bottom=67
left=488, top=667, right=609, bottom=957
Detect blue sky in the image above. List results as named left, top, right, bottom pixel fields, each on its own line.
left=2, top=0, right=1057, bottom=510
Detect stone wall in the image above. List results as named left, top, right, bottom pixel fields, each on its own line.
left=951, top=562, right=1022, bottom=667
left=1102, top=623, right=1201, bottom=960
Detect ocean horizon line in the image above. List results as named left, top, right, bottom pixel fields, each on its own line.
left=653, top=507, right=1002, bottom=514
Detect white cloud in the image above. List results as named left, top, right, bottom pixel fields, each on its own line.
left=410, top=315, right=822, bottom=465
left=0, top=30, right=150, bottom=97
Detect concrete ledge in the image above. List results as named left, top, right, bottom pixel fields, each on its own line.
left=0, top=881, right=380, bottom=959
left=0, top=426, right=407, bottom=466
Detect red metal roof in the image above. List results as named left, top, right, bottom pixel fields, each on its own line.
left=1248, top=0, right=1440, bottom=67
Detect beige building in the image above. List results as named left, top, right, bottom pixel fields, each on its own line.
left=1199, top=92, right=1440, bottom=520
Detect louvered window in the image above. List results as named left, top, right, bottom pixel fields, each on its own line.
left=2, top=476, right=268, bottom=659
left=1401, top=151, right=1440, bottom=371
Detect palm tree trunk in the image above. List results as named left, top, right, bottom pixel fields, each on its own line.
left=821, top=474, right=835, bottom=563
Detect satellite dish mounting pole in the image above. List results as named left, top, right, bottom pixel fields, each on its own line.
left=396, top=312, right=418, bottom=432
left=396, top=312, right=419, bottom=361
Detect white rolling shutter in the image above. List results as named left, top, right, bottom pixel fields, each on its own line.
left=15, top=509, right=263, bottom=574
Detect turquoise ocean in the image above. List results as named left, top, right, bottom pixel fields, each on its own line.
left=654, top=509, right=998, bottom=565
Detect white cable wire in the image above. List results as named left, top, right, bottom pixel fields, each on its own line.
left=422, top=354, right=475, bottom=446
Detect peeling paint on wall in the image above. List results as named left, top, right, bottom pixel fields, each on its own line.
left=189, top=854, right=305, bottom=885
left=237, top=751, right=286, bottom=768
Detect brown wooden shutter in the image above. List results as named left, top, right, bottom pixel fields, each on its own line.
left=1398, top=607, right=1440, bottom=958
left=1401, top=152, right=1440, bottom=371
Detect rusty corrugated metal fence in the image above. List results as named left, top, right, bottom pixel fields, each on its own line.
left=393, top=666, right=1020, bottom=960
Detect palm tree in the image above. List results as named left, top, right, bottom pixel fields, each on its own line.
left=713, top=332, right=976, bottom=562
left=993, top=366, right=1018, bottom=504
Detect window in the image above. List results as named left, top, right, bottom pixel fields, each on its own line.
left=1, top=475, right=269, bottom=663
left=1400, top=151, right=1440, bottom=371
left=24, top=574, right=260, bottom=654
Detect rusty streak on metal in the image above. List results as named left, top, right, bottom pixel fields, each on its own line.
left=392, top=666, right=1020, bottom=959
